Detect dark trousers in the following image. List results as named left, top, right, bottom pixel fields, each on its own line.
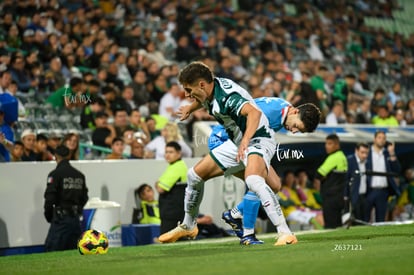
left=365, top=188, right=389, bottom=222
left=353, top=194, right=368, bottom=222
left=45, top=216, right=81, bottom=252
left=322, top=196, right=344, bottom=228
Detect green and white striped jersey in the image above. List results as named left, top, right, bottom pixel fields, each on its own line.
left=202, top=77, right=272, bottom=145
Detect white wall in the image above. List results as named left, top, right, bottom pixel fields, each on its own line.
left=0, top=159, right=245, bottom=248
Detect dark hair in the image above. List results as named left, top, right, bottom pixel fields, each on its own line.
left=55, top=145, right=70, bottom=158
left=136, top=183, right=151, bottom=200
left=355, top=142, right=369, bottom=150
left=87, top=79, right=101, bottom=87
left=326, top=133, right=340, bottom=143
left=112, top=137, right=124, bottom=145
left=178, top=61, right=214, bottom=86
left=69, top=77, right=83, bottom=87
left=166, top=141, right=181, bottom=152
left=297, top=103, right=321, bottom=132
left=374, top=130, right=386, bottom=138
left=90, top=96, right=106, bottom=106
left=14, top=141, right=24, bottom=147
left=36, top=134, right=48, bottom=142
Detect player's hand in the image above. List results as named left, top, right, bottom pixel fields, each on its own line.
left=237, top=139, right=249, bottom=162
left=176, top=105, right=192, bottom=121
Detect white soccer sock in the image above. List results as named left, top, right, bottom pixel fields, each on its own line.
left=231, top=207, right=243, bottom=219
left=243, top=228, right=255, bottom=237
left=183, top=167, right=205, bottom=229
left=245, top=175, right=292, bottom=234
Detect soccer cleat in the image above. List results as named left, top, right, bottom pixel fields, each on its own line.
left=222, top=210, right=243, bottom=238
left=158, top=222, right=198, bottom=243
left=274, top=233, right=298, bottom=246
left=240, top=234, right=264, bottom=245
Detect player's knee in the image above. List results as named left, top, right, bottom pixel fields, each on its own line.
left=245, top=175, right=266, bottom=193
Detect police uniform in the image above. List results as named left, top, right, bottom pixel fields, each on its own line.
left=44, top=145, right=88, bottom=251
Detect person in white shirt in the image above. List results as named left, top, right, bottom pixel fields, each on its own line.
left=145, top=122, right=192, bottom=160
left=158, top=82, right=183, bottom=120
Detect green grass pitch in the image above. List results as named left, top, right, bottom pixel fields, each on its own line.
left=0, top=223, right=413, bottom=275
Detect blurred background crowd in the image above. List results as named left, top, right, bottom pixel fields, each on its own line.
left=1, top=1, right=414, bottom=223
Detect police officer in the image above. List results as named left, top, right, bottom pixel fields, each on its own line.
left=44, top=145, right=88, bottom=251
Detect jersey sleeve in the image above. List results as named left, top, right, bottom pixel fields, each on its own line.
left=317, top=154, right=337, bottom=177
left=158, top=162, right=187, bottom=192
left=223, top=92, right=249, bottom=117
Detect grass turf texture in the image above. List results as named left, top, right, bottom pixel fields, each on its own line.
left=0, top=223, right=413, bottom=275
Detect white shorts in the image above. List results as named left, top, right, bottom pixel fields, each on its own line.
left=287, top=209, right=317, bottom=225
left=210, top=137, right=276, bottom=176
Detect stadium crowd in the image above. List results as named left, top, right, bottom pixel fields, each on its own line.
left=0, top=0, right=413, bottom=225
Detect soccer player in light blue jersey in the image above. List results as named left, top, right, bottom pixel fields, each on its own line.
left=210, top=97, right=321, bottom=242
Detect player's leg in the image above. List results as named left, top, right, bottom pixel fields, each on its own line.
left=158, top=154, right=223, bottom=243
left=244, top=143, right=297, bottom=246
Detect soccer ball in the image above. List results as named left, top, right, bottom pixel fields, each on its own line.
left=78, top=229, right=109, bottom=255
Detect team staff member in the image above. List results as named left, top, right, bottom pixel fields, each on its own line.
left=44, top=145, right=88, bottom=252
left=345, top=142, right=370, bottom=223
left=365, top=131, right=401, bottom=222
left=314, top=134, right=348, bottom=228
left=155, top=141, right=188, bottom=235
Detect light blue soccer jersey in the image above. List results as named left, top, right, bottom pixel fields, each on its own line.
left=203, top=77, right=272, bottom=146
left=208, top=97, right=291, bottom=150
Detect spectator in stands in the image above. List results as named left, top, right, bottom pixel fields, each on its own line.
left=113, top=108, right=130, bottom=138
left=314, top=134, right=347, bottom=228
left=106, top=137, right=125, bottom=160
left=325, top=100, right=346, bottom=125
left=388, top=82, right=402, bottom=107
left=371, top=105, right=399, bottom=127
left=158, top=82, right=182, bottom=121
left=129, top=109, right=150, bottom=144
left=405, top=99, right=414, bottom=125
left=80, top=96, right=106, bottom=130
left=10, top=141, right=24, bottom=162
left=0, top=70, right=12, bottom=95
left=33, top=133, right=53, bottom=161
left=131, top=70, right=150, bottom=109
left=129, top=139, right=146, bottom=159
left=345, top=142, right=370, bottom=223
left=44, top=56, right=66, bottom=91
left=145, top=122, right=192, bottom=160
left=155, top=141, right=188, bottom=235
left=365, top=131, right=401, bottom=222
left=310, top=65, right=329, bottom=118
left=145, top=116, right=161, bottom=140
left=0, top=109, right=14, bottom=162
left=121, top=85, right=136, bottom=111
left=370, top=88, right=392, bottom=116
left=20, top=129, right=37, bottom=162
left=46, top=132, right=62, bottom=156
left=355, top=98, right=372, bottom=124
left=7, top=80, right=26, bottom=117
left=92, top=111, right=116, bottom=148
left=62, top=133, right=79, bottom=161
left=395, top=109, right=407, bottom=126
left=332, top=74, right=357, bottom=110
left=46, top=77, right=85, bottom=109
left=9, top=54, right=37, bottom=93
left=134, top=183, right=160, bottom=225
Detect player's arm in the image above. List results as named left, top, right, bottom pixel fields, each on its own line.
left=238, top=103, right=261, bottom=161
left=177, top=100, right=203, bottom=121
